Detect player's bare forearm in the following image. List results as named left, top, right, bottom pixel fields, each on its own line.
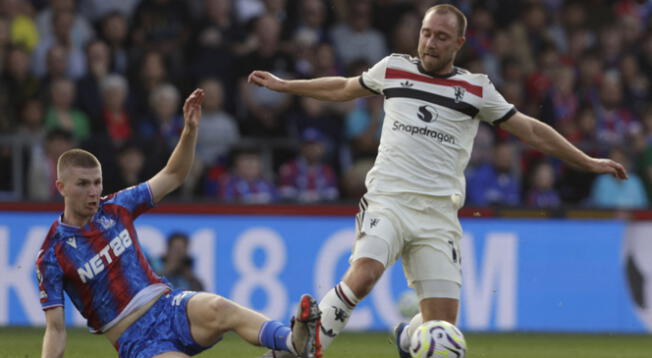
left=42, top=308, right=66, bottom=358
left=42, top=328, right=66, bottom=358
left=248, top=71, right=370, bottom=101
left=527, top=120, right=591, bottom=169
left=149, top=89, right=204, bottom=203
left=501, top=112, right=628, bottom=179
left=283, top=77, right=354, bottom=101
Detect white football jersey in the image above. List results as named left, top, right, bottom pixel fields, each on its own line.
left=360, top=54, right=515, bottom=198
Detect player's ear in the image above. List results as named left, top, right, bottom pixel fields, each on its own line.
left=456, top=36, right=466, bottom=50
left=55, top=179, right=65, bottom=196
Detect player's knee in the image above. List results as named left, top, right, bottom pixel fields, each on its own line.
left=205, top=295, right=238, bottom=330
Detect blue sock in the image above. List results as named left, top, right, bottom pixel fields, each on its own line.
left=259, top=320, right=291, bottom=352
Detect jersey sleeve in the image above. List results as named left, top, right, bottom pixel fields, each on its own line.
left=359, top=56, right=391, bottom=95
left=36, top=246, right=64, bottom=310
left=477, top=76, right=516, bottom=125
left=108, top=182, right=155, bottom=219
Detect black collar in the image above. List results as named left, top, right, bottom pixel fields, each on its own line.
left=417, top=62, right=458, bottom=78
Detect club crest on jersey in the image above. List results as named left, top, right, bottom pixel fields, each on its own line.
left=453, top=86, right=466, bottom=103
left=66, top=237, right=77, bottom=248
left=98, top=216, right=116, bottom=229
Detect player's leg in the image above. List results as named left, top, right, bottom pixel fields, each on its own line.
left=187, top=292, right=267, bottom=346
left=319, top=208, right=401, bottom=351
left=187, top=292, right=321, bottom=357
left=318, top=256, right=385, bottom=348
left=396, top=246, right=462, bottom=356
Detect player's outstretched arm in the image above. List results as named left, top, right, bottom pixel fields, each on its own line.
left=499, top=112, right=628, bottom=180
left=148, top=88, right=205, bottom=203
left=247, top=71, right=373, bottom=101
left=41, top=307, right=66, bottom=358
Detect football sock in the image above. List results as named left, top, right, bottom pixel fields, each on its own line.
left=319, top=282, right=360, bottom=350
left=259, top=320, right=295, bottom=354
left=400, top=313, right=423, bottom=351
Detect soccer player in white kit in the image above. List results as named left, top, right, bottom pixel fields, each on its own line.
left=248, top=4, right=628, bottom=357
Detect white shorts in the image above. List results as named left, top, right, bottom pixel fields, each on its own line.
left=350, top=191, right=463, bottom=290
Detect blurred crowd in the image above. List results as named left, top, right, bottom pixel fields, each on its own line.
left=1, top=0, right=651, bottom=208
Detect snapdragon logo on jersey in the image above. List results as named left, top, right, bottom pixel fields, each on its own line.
left=77, top=229, right=133, bottom=283
left=392, top=105, right=456, bottom=144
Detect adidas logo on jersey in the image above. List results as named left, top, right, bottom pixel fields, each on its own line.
left=77, top=229, right=133, bottom=283
left=400, top=80, right=413, bottom=88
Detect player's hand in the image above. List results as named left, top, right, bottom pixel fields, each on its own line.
left=248, top=70, right=287, bottom=92
left=588, top=158, right=628, bottom=180
left=183, top=88, right=204, bottom=131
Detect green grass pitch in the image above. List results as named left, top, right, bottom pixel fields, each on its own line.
left=0, top=327, right=651, bottom=358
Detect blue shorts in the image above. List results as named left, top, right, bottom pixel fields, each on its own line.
left=115, top=289, right=216, bottom=358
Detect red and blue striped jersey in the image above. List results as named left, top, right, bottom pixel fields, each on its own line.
left=35, top=182, right=169, bottom=333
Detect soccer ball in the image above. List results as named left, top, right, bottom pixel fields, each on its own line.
left=410, top=320, right=466, bottom=358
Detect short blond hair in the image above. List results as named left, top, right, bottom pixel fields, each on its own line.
left=425, top=4, right=467, bottom=37
left=57, top=149, right=101, bottom=179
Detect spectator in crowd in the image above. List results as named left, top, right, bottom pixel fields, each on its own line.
left=1, top=0, right=39, bottom=52
left=27, top=128, right=74, bottom=200
left=32, top=9, right=86, bottom=80
left=238, top=14, right=293, bottom=137
left=35, top=0, right=94, bottom=50
left=330, top=0, right=387, bottom=68
left=130, top=50, right=169, bottom=118
left=130, top=0, right=190, bottom=73
left=76, top=39, right=111, bottom=125
left=14, top=97, right=45, bottom=148
left=619, top=52, right=649, bottom=115
left=278, top=127, right=338, bottom=203
left=0, top=45, right=40, bottom=132
left=292, top=0, right=329, bottom=45
left=466, top=142, right=521, bottom=207
left=189, top=0, right=245, bottom=98
left=40, top=44, right=70, bottom=89
left=591, top=147, right=647, bottom=209
left=160, top=232, right=204, bottom=291
left=44, top=78, right=90, bottom=142
left=594, top=71, right=638, bottom=147
left=98, top=11, right=130, bottom=74
left=526, top=161, right=561, bottom=208
left=540, top=65, right=578, bottom=134
left=218, top=146, right=276, bottom=203
left=98, top=74, right=133, bottom=145
left=196, top=78, right=240, bottom=168
left=345, top=95, right=383, bottom=163
left=143, top=83, right=183, bottom=150
left=102, top=141, right=147, bottom=196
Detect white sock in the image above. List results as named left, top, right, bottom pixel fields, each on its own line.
left=400, top=313, right=423, bottom=351
left=318, top=282, right=360, bottom=350
left=286, top=333, right=296, bottom=355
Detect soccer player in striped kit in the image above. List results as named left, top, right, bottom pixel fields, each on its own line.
left=248, top=4, right=628, bottom=357
left=36, top=89, right=322, bottom=358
